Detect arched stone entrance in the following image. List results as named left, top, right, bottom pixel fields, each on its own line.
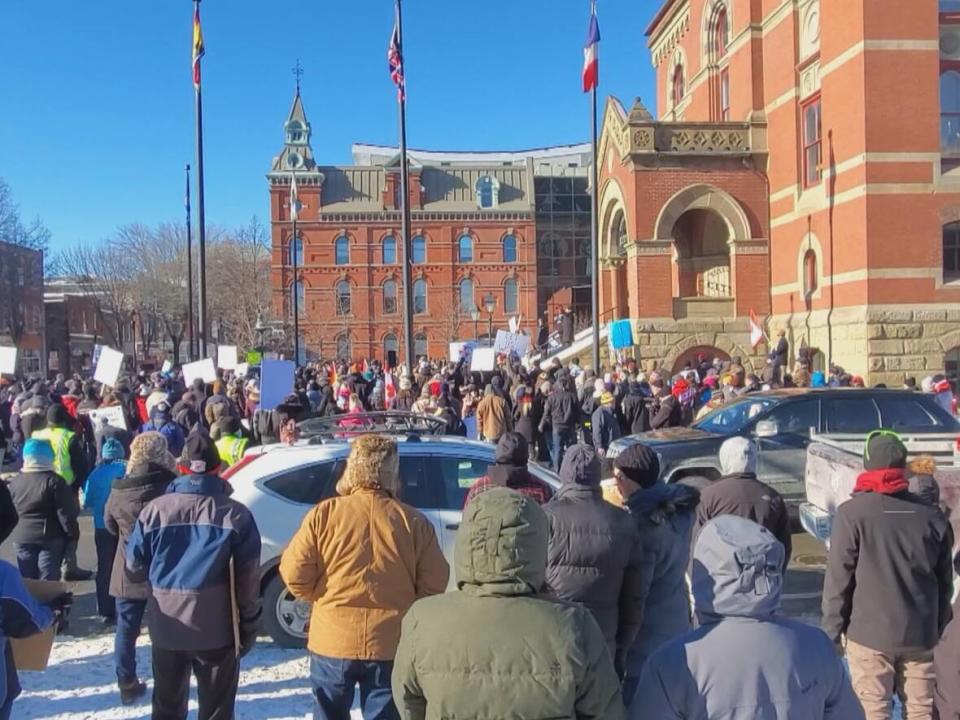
left=671, top=345, right=731, bottom=375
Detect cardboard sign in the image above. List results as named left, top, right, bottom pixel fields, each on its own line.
left=259, top=359, right=296, bottom=410
left=217, top=345, right=238, bottom=370
left=93, top=347, right=124, bottom=387
left=449, top=341, right=476, bottom=364
left=470, top=347, right=496, bottom=372
left=160, top=360, right=173, bottom=374
left=183, top=358, right=217, bottom=385
left=89, top=405, right=127, bottom=431
left=0, top=346, right=17, bottom=375
left=234, top=363, right=249, bottom=378
left=12, top=578, right=67, bottom=671
left=493, top=330, right=530, bottom=358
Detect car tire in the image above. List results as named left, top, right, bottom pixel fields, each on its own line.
left=262, top=572, right=309, bottom=649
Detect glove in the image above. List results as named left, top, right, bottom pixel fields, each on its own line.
left=48, top=592, right=74, bottom=634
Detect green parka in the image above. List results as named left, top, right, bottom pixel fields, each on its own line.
left=392, top=487, right=624, bottom=720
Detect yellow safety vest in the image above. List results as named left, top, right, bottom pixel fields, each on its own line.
left=31, top=427, right=76, bottom=485
left=215, top=435, right=248, bottom=468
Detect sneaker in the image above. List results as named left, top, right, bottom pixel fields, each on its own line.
left=119, top=680, right=147, bottom=706
left=63, top=568, right=93, bottom=582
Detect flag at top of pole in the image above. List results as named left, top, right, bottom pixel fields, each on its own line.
left=388, top=18, right=405, bottom=101
left=290, top=172, right=301, bottom=221
left=582, top=1, right=600, bottom=93
left=192, top=4, right=205, bottom=91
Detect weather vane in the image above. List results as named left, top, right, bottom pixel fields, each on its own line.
left=293, top=59, right=304, bottom=94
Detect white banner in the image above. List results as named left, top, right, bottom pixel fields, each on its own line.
left=217, top=345, right=238, bottom=370
left=0, top=346, right=17, bottom=375
left=493, top=330, right=530, bottom=358
left=89, top=405, right=127, bottom=431
left=93, top=347, right=124, bottom=387
left=449, top=341, right=476, bottom=364
left=183, top=358, right=217, bottom=385
left=470, top=347, right=496, bottom=372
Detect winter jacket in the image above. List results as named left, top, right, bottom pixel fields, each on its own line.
left=591, top=406, right=621, bottom=452
left=693, top=472, right=793, bottom=569
left=935, top=594, right=960, bottom=719
left=822, top=485, right=954, bottom=655
left=140, top=418, right=185, bottom=458
left=279, top=486, right=449, bottom=660
left=542, top=388, right=581, bottom=432
left=464, top=464, right=554, bottom=507
left=393, top=488, right=624, bottom=720
left=127, top=473, right=262, bottom=652
left=0, top=559, right=55, bottom=709
left=624, top=482, right=700, bottom=681
left=476, top=394, right=512, bottom=441
left=7, top=469, right=79, bottom=545
left=82, top=461, right=126, bottom=530
left=0, top=483, right=18, bottom=547
left=104, top=464, right=175, bottom=600
left=649, top=394, right=682, bottom=429
left=620, top=391, right=650, bottom=436
left=634, top=515, right=864, bottom=720
left=560, top=311, right=575, bottom=345
left=544, top=482, right=645, bottom=673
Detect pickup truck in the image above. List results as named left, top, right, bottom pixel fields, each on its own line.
left=800, top=433, right=960, bottom=545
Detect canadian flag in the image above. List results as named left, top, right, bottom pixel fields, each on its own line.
left=385, top=372, right=396, bottom=402
left=749, top=309, right=765, bottom=349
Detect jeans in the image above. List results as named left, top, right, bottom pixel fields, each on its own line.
left=114, top=598, right=147, bottom=684
left=15, top=540, right=66, bottom=581
left=310, top=653, right=399, bottom=720
left=550, top=428, right=576, bottom=472
left=847, top=640, right=935, bottom=720
left=94, top=529, right=117, bottom=619
left=152, top=645, right=239, bottom=720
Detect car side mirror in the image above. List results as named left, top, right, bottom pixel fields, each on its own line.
left=755, top=419, right=779, bottom=438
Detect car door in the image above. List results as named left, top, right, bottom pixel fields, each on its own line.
left=396, top=452, right=445, bottom=561
left=823, top=396, right=882, bottom=434
left=755, top=398, right=820, bottom=503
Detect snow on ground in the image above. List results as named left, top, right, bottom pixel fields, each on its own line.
left=16, top=634, right=362, bottom=720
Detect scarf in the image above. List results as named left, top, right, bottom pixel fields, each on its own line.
left=853, top=468, right=909, bottom=495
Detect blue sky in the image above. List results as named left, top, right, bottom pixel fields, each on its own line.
left=0, top=1, right=658, bottom=253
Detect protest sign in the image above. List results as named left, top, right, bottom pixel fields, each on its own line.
left=183, top=358, right=217, bottom=385
left=89, top=406, right=127, bottom=431
left=493, top=330, right=530, bottom=358
left=0, top=346, right=17, bottom=375
left=470, top=347, right=496, bottom=372
left=93, top=347, right=124, bottom=387
left=160, top=360, right=173, bottom=374
left=235, top=363, right=249, bottom=378
left=260, top=359, right=296, bottom=410
left=449, top=341, right=476, bottom=364
left=246, top=350, right=262, bottom=365
left=217, top=345, right=238, bottom=370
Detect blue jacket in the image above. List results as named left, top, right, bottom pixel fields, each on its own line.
left=140, top=418, right=185, bottom=458
left=127, top=473, right=262, bottom=652
left=83, top=461, right=126, bottom=530
left=0, top=559, right=54, bottom=708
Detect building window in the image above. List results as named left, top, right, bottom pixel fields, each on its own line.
left=336, top=280, right=351, bottom=315
left=941, top=71, right=960, bottom=153
left=944, top=222, right=960, bottom=279
left=459, top=278, right=475, bottom=312
left=803, top=249, right=818, bottom=296
left=502, top=234, right=517, bottom=263
left=382, top=236, right=397, bottom=264
left=801, top=96, right=822, bottom=187
left=288, top=234, right=303, bottom=266
left=414, top=332, right=428, bottom=359
left=286, top=120, right=304, bottom=144
left=720, top=69, right=730, bottom=121
left=413, top=279, right=427, bottom=314
left=384, top=333, right=398, bottom=363
left=458, top=234, right=473, bottom=263
left=21, top=350, right=41, bottom=375
left=672, top=64, right=685, bottom=107
left=290, top=281, right=305, bottom=317
left=335, top=236, right=349, bottom=265
left=713, top=6, right=729, bottom=58
left=476, top=176, right=499, bottom=209
left=383, top=280, right=398, bottom=314
left=412, top=235, right=426, bottom=264
left=503, top=278, right=519, bottom=314
left=336, top=333, right=351, bottom=361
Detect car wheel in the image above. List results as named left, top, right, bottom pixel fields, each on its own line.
left=262, top=572, right=310, bottom=649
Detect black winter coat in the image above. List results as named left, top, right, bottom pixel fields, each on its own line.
left=620, top=392, right=650, bottom=436
left=542, top=390, right=580, bottom=432
left=650, top=394, right=682, bottom=429
left=7, top=469, right=79, bottom=544
left=544, top=483, right=645, bottom=674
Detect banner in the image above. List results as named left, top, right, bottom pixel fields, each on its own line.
left=260, top=359, right=296, bottom=410
left=0, top=346, right=16, bottom=375
left=493, top=330, right=530, bottom=358
left=93, top=347, right=124, bottom=387
left=217, top=345, right=238, bottom=370
left=183, top=358, right=217, bottom=385
left=449, top=341, right=476, bottom=364
left=89, top=405, right=127, bottom=431
left=245, top=350, right=262, bottom=365
left=470, top=347, right=496, bottom=372
left=608, top=319, right=634, bottom=350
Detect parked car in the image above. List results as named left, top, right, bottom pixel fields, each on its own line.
left=227, top=435, right=560, bottom=647
left=606, top=388, right=960, bottom=508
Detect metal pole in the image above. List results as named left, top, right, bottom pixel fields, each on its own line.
left=185, top=164, right=195, bottom=361
left=194, top=0, right=209, bottom=359
left=590, top=81, right=601, bottom=371
left=396, top=0, right=415, bottom=372
left=292, top=172, right=300, bottom=367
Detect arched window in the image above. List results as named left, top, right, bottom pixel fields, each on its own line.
left=336, top=333, right=352, bottom=361
left=613, top=210, right=628, bottom=256
left=941, top=71, right=960, bottom=152
left=458, top=234, right=474, bottom=263
left=459, top=278, right=475, bottom=311
left=803, top=249, right=818, bottom=296
left=335, top=280, right=351, bottom=315
left=286, top=120, right=304, bottom=144
left=384, top=333, right=398, bottom=362
left=502, top=234, right=517, bottom=263
left=382, top=236, right=397, bottom=264
left=335, top=236, right=349, bottom=265
left=290, top=281, right=305, bottom=317
left=288, top=234, right=303, bottom=266
left=672, top=64, right=685, bottom=107
left=944, top=222, right=960, bottom=279
left=414, top=333, right=428, bottom=359
left=713, top=7, right=729, bottom=58
left=383, top=280, right=398, bottom=314
left=412, top=235, right=426, bottom=264
left=503, top=278, right=519, bottom=314
left=413, top=279, right=427, bottom=314
left=476, top=176, right=499, bottom=209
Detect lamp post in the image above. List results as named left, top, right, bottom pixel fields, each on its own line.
left=130, top=310, right=139, bottom=371
left=483, top=292, right=496, bottom=346
left=470, top=306, right=481, bottom=344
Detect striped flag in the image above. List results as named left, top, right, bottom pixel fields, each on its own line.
left=388, top=19, right=405, bottom=101
left=289, top=172, right=301, bottom=221
left=582, top=2, right=600, bottom=93
left=192, top=5, right=205, bottom=91
left=749, top=309, right=765, bottom=349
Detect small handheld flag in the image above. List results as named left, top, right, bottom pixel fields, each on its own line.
left=582, top=2, right=600, bottom=93
left=388, top=20, right=405, bottom=101
left=749, top=309, right=765, bottom=349
left=192, top=5, right=205, bottom=91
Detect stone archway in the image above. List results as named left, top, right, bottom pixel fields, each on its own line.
left=662, top=331, right=753, bottom=374
left=653, top=184, right=752, bottom=244
left=672, top=345, right=731, bottom=375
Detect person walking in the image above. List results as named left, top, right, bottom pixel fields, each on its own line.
left=141, top=401, right=186, bottom=458
left=127, top=433, right=262, bottom=720
left=822, top=431, right=954, bottom=720
left=82, top=437, right=127, bottom=625
left=633, top=515, right=864, bottom=720
left=693, top=436, right=792, bottom=568
left=7, top=438, right=79, bottom=581
left=591, top=391, right=622, bottom=457
left=620, top=378, right=650, bottom=436
left=544, top=444, right=644, bottom=679
left=464, top=433, right=554, bottom=507
left=612, top=442, right=700, bottom=707
left=393, top=487, right=624, bottom=719
left=104, top=431, right=177, bottom=705
left=213, top=416, right=248, bottom=468
left=280, top=435, right=449, bottom=720
left=476, top=385, right=511, bottom=444
left=539, top=374, right=580, bottom=473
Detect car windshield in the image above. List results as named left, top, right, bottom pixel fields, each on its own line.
left=694, top=396, right=779, bottom=434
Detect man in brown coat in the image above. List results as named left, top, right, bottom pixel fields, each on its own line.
left=476, top=384, right=512, bottom=444
left=280, top=434, right=449, bottom=720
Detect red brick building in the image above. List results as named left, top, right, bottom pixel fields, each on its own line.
left=0, top=241, right=44, bottom=376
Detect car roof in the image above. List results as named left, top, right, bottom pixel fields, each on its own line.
left=735, top=388, right=933, bottom=400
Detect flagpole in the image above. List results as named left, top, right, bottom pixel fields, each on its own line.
left=291, top=169, right=300, bottom=366
left=589, top=3, right=601, bottom=371
left=194, top=0, right=209, bottom=360
left=185, top=163, right=195, bottom=362
left=396, top=0, right=415, bottom=372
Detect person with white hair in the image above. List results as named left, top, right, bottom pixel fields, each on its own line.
left=692, top=436, right=792, bottom=569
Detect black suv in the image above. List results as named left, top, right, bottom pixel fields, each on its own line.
left=606, top=388, right=960, bottom=506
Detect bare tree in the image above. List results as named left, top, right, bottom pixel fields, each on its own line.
left=56, top=241, right=134, bottom=347
left=0, top=179, right=50, bottom=347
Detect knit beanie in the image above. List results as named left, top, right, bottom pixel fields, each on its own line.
left=718, top=436, right=758, bottom=475
left=46, top=403, right=71, bottom=427
left=128, top=431, right=176, bottom=472
left=613, top=443, right=660, bottom=488
left=101, top=437, right=126, bottom=462
left=864, top=433, right=907, bottom=471
left=22, top=439, right=55, bottom=472
left=559, top=444, right=601, bottom=486
left=179, top=431, right=221, bottom=474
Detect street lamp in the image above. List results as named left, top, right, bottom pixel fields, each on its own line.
left=470, top=306, right=481, bottom=344
left=130, top=310, right=139, bottom=371
left=483, top=292, right=496, bottom=345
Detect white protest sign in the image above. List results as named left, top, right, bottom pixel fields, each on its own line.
left=235, top=363, right=249, bottom=378
left=217, top=345, right=238, bottom=370
left=449, top=341, right=476, bottom=364
left=493, top=330, right=530, bottom=358
left=470, top=347, right=496, bottom=372
left=89, top=405, right=127, bottom=431
left=0, top=346, right=17, bottom=374
left=183, top=358, right=217, bottom=385
left=160, top=360, right=173, bottom=374
left=93, top=347, right=124, bottom=387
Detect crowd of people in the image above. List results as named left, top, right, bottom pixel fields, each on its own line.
left=0, top=342, right=955, bottom=718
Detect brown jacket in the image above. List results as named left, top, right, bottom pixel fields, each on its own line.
left=279, top=487, right=449, bottom=660
left=476, top=394, right=512, bottom=441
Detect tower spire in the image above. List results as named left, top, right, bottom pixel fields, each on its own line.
left=293, top=58, right=303, bottom=95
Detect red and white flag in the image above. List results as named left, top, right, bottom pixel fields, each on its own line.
left=385, top=371, right=396, bottom=402
left=749, top=309, right=765, bottom=349
left=388, top=17, right=405, bottom=101
left=582, top=2, right=600, bottom=92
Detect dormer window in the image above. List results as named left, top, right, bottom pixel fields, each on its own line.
left=476, top=175, right=500, bottom=209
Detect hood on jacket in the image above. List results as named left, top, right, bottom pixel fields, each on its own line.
left=693, top=514, right=784, bottom=623
left=559, top=443, right=601, bottom=486
left=719, top=436, right=757, bottom=476
left=627, top=481, right=700, bottom=524
left=455, top=487, right=548, bottom=597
